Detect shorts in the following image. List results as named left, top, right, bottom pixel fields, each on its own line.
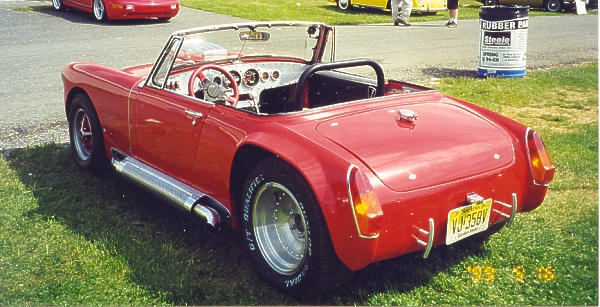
left=447, top=0, right=458, bottom=9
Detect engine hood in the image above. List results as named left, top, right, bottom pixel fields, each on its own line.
left=316, top=101, right=515, bottom=192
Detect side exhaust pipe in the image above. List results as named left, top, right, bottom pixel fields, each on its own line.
left=111, top=150, right=229, bottom=227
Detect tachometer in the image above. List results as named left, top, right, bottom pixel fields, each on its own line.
left=243, top=69, right=259, bottom=87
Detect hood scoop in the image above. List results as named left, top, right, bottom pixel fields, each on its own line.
left=317, top=102, right=514, bottom=192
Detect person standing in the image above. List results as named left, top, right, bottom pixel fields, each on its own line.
left=446, top=0, right=458, bottom=27
left=391, top=0, right=413, bottom=26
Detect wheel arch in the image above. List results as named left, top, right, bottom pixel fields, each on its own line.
left=229, top=144, right=277, bottom=224
left=227, top=134, right=377, bottom=270
left=228, top=137, right=349, bottom=227
left=65, top=87, right=93, bottom=121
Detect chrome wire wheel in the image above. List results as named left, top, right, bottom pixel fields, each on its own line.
left=93, top=0, right=106, bottom=20
left=72, top=109, right=93, bottom=161
left=252, top=182, right=308, bottom=275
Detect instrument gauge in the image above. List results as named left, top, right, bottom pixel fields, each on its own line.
left=226, top=70, right=241, bottom=88
left=243, top=69, right=260, bottom=87
left=260, top=71, right=270, bottom=81
left=212, top=75, right=222, bottom=85
left=271, top=70, right=280, bottom=81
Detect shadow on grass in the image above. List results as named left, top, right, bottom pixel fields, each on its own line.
left=4, top=143, right=492, bottom=305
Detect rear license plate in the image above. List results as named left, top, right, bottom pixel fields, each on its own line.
left=446, top=199, right=492, bottom=245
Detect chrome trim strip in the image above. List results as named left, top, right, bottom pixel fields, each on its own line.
left=507, top=193, right=517, bottom=228
left=111, top=152, right=230, bottom=226
left=346, top=164, right=378, bottom=240
left=423, top=218, right=434, bottom=259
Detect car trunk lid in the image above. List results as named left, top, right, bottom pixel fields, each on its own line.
left=316, top=101, right=515, bottom=192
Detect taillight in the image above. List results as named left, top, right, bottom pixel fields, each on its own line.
left=347, top=166, right=384, bottom=238
left=527, top=129, right=555, bottom=186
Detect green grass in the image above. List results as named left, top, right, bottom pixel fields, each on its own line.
left=180, top=0, right=586, bottom=25
left=0, top=63, right=597, bottom=305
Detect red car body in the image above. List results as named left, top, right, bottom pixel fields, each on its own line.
left=52, top=0, right=180, bottom=21
left=61, top=22, right=555, bottom=296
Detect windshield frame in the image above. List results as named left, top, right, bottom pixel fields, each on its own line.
left=145, top=21, right=334, bottom=90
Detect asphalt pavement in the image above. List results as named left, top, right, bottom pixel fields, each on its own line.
left=0, top=0, right=597, bottom=150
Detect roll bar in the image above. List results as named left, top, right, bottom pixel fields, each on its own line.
left=294, top=58, right=386, bottom=111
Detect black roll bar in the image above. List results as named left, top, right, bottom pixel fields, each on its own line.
left=294, top=58, right=386, bottom=111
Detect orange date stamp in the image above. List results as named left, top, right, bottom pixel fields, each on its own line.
left=467, top=265, right=555, bottom=282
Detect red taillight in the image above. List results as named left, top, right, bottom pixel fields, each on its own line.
left=527, top=130, right=555, bottom=185
left=348, top=166, right=384, bottom=238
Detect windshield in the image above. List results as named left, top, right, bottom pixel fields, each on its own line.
left=172, top=22, right=329, bottom=68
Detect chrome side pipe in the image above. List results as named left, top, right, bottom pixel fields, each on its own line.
left=111, top=150, right=229, bottom=227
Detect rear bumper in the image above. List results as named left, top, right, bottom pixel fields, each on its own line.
left=332, top=150, right=547, bottom=271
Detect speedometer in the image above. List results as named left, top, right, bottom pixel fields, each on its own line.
left=243, top=69, right=259, bottom=87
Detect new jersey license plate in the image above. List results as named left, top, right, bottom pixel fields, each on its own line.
left=446, top=199, right=492, bottom=245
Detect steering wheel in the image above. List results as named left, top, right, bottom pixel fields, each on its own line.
left=188, top=64, right=239, bottom=107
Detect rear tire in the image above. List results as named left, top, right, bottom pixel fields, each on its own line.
left=240, top=157, right=353, bottom=297
left=68, top=94, right=109, bottom=173
left=93, top=0, right=108, bottom=21
left=337, top=0, right=352, bottom=10
left=544, top=0, right=563, bottom=11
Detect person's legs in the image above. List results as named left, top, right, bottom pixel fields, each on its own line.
left=391, top=0, right=400, bottom=23
left=446, top=0, right=459, bottom=27
left=399, top=0, right=413, bottom=22
left=449, top=8, right=458, bottom=20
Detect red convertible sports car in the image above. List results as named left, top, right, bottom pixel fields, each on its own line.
left=52, top=0, right=180, bottom=21
left=61, top=21, right=555, bottom=296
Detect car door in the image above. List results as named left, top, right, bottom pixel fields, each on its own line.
left=129, top=36, right=209, bottom=184
left=131, top=87, right=209, bottom=183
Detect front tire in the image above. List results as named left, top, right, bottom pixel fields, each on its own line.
left=68, top=94, right=108, bottom=172
left=240, top=157, right=353, bottom=297
left=52, top=0, right=66, bottom=11
left=93, top=0, right=108, bottom=21
left=544, top=0, right=563, bottom=11
left=337, top=0, right=352, bottom=10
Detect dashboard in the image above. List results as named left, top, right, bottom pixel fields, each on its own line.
left=165, top=61, right=308, bottom=108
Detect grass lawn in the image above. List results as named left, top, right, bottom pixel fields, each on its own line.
left=0, top=63, right=597, bottom=305
left=180, top=0, right=588, bottom=25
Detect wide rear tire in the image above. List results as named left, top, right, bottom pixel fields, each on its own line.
left=68, top=94, right=109, bottom=173
left=240, top=157, right=353, bottom=297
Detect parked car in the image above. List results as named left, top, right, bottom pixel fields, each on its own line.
left=480, top=0, right=576, bottom=11
left=331, top=0, right=447, bottom=14
left=51, top=0, right=180, bottom=22
left=61, top=21, right=555, bottom=296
